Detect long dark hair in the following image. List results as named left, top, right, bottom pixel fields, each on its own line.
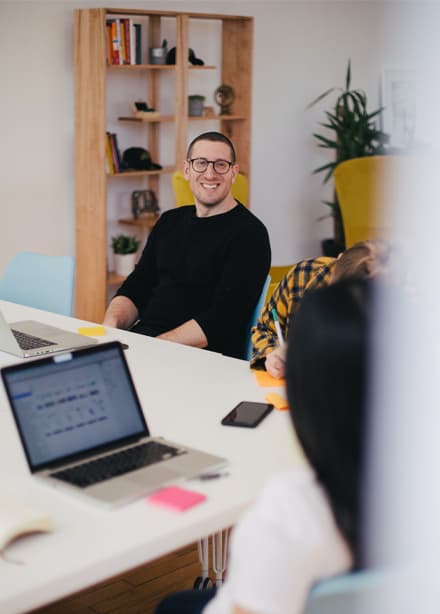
left=286, top=279, right=371, bottom=566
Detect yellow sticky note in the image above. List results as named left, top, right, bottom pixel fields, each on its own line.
left=265, top=392, right=289, bottom=411
left=77, top=325, right=106, bottom=337
left=252, top=369, right=285, bottom=388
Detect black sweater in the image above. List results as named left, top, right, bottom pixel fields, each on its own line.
left=116, top=204, right=271, bottom=358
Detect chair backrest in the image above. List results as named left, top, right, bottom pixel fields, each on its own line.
left=334, top=155, right=410, bottom=248
left=244, top=274, right=271, bottom=361
left=172, top=170, right=249, bottom=207
left=304, top=570, right=386, bottom=614
left=0, top=252, right=75, bottom=316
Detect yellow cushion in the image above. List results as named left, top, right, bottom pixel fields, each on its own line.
left=172, top=170, right=249, bottom=207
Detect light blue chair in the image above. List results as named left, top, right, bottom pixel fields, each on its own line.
left=304, top=570, right=387, bottom=613
left=0, top=252, right=75, bottom=316
left=245, top=274, right=271, bottom=361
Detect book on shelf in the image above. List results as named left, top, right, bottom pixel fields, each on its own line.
left=107, top=132, right=123, bottom=173
left=105, top=132, right=115, bottom=174
left=134, top=23, right=142, bottom=64
left=106, top=18, right=141, bottom=65
left=0, top=496, right=53, bottom=552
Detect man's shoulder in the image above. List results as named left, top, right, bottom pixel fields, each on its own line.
left=160, top=205, right=195, bottom=221
left=232, top=204, right=269, bottom=233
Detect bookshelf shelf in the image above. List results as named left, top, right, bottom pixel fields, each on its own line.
left=75, top=8, right=253, bottom=322
left=107, top=166, right=175, bottom=179
left=118, top=214, right=160, bottom=229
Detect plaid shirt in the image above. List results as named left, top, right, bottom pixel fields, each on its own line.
left=250, top=257, right=335, bottom=367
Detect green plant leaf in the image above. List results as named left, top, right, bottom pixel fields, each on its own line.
left=306, top=87, right=336, bottom=109
left=345, top=59, right=351, bottom=91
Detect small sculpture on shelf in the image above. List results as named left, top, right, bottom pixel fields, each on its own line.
left=132, top=101, right=159, bottom=119
left=214, top=84, right=235, bottom=115
left=131, top=189, right=160, bottom=219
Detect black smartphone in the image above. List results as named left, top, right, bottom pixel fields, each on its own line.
left=221, top=401, right=273, bottom=428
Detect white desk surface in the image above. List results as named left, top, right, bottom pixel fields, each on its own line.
left=0, top=300, right=303, bottom=613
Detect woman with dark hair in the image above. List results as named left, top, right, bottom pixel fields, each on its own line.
left=156, top=279, right=371, bottom=614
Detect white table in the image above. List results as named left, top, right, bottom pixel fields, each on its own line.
left=0, top=300, right=303, bottom=613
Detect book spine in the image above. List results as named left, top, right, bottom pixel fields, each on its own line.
left=120, top=18, right=127, bottom=65
left=134, top=24, right=142, bottom=65
left=115, top=19, right=122, bottom=65
left=109, top=134, right=119, bottom=173
left=111, top=133, right=123, bottom=173
left=110, top=20, right=120, bottom=65
left=129, top=18, right=135, bottom=65
left=105, top=132, right=115, bottom=174
left=122, top=19, right=131, bottom=65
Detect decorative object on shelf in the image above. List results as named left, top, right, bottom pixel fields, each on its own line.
left=307, top=59, right=389, bottom=251
left=166, top=47, right=204, bottom=66
left=214, top=84, right=235, bottom=115
left=131, top=189, right=160, bottom=219
left=188, top=95, right=206, bottom=117
left=111, top=234, right=140, bottom=277
left=132, top=101, right=159, bottom=119
left=122, top=147, right=162, bottom=171
left=149, top=38, right=168, bottom=65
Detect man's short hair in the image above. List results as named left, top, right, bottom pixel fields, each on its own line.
left=332, top=239, right=393, bottom=283
left=186, top=131, right=236, bottom=163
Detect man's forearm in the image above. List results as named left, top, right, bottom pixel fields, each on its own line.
left=103, top=296, right=139, bottom=329
left=157, top=318, right=208, bottom=348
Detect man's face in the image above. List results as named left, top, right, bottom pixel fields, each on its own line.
left=183, top=140, right=238, bottom=208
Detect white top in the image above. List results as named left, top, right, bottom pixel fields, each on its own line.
left=204, top=466, right=352, bottom=614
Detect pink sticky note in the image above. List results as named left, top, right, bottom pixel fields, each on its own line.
left=148, top=486, right=207, bottom=512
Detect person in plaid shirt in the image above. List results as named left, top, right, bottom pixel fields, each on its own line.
left=251, top=240, right=393, bottom=377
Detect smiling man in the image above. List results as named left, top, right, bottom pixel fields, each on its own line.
left=103, top=131, right=271, bottom=359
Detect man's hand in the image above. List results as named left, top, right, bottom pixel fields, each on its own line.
left=265, top=346, right=286, bottom=379
left=103, top=296, right=139, bottom=329
left=157, top=318, right=208, bottom=348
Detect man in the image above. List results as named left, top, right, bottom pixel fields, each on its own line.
left=251, top=239, right=393, bottom=377
left=104, top=131, right=271, bottom=359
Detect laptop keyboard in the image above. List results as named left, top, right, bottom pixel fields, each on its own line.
left=11, top=329, right=54, bottom=350
left=51, top=440, right=185, bottom=488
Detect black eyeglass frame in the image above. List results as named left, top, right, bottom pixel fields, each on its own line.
left=188, top=158, right=234, bottom=174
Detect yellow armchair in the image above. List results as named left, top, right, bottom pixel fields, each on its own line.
left=333, top=155, right=407, bottom=248
left=172, top=170, right=249, bottom=207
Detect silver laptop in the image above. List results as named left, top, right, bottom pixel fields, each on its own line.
left=2, top=341, right=227, bottom=507
left=0, top=308, right=97, bottom=358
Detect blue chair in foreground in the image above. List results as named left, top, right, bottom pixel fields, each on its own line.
left=304, top=570, right=387, bottom=614
left=244, top=274, right=271, bottom=361
left=0, top=252, right=75, bottom=316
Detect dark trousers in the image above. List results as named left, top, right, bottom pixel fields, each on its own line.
left=155, top=588, right=216, bottom=614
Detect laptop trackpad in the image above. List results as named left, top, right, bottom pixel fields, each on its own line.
left=129, top=465, right=180, bottom=487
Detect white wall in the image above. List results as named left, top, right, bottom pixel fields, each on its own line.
left=0, top=0, right=426, bottom=272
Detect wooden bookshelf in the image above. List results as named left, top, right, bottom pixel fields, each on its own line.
left=74, top=8, right=253, bottom=322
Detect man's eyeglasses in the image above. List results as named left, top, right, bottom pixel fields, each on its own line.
left=188, top=158, right=233, bottom=175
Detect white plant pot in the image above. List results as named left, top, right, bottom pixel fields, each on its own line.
left=114, top=253, right=136, bottom=277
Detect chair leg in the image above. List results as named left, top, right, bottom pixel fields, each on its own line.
left=212, top=529, right=230, bottom=586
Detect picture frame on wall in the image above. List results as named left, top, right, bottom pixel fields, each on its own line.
left=381, top=68, right=416, bottom=149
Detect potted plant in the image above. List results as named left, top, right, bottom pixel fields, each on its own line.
left=308, top=60, right=389, bottom=254
left=188, top=94, right=205, bottom=117
left=111, top=234, right=140, bottom=277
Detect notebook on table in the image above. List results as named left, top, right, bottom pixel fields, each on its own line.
left=0, top=308, right=97, bottom=358
left=1, top=341, right=227, bottom=508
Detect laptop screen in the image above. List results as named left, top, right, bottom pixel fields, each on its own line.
left=2, top=342, right=149, bottom=471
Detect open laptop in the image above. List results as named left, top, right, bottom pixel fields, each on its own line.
left=0, top=308, right=97, bottom=358
left=1, top=341, right=227, bottom=507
